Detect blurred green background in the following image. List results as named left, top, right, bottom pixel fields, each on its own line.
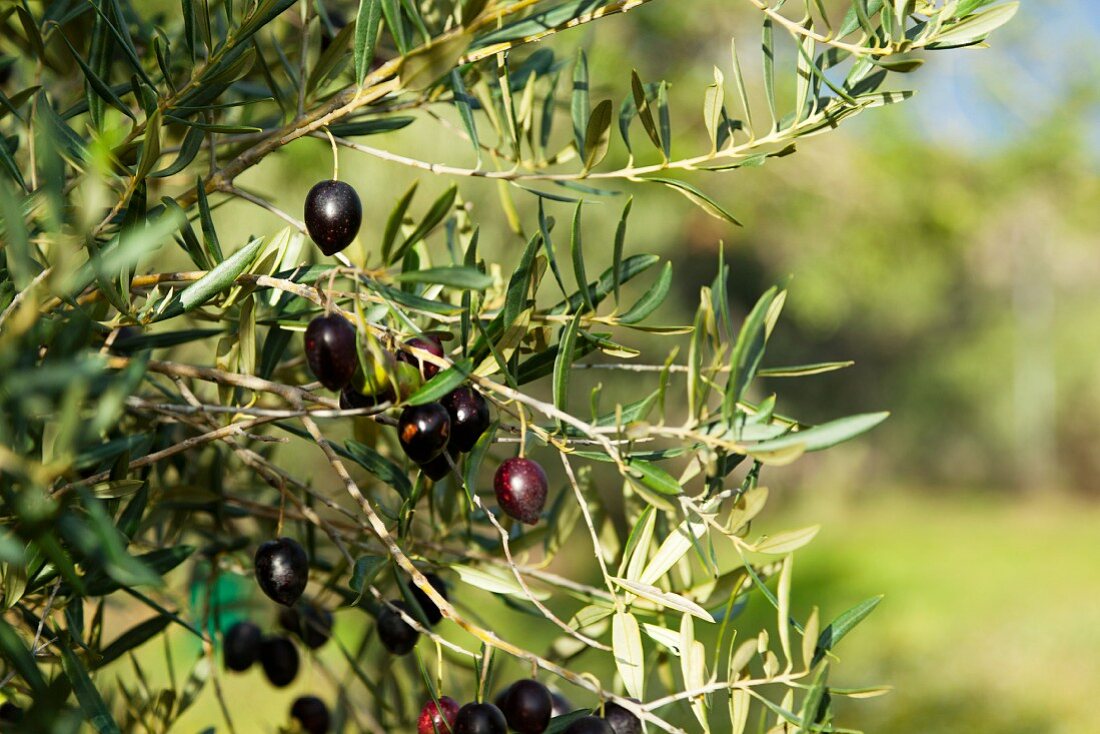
left=141, top=0, right=1100, bottom=731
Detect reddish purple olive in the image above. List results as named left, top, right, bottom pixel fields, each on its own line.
left=254, top=537, right=309, bottom=606
left=564, top=716, right=614, bottom=734
left=291, top=696, right=331, bottom=734
left=304, top=180, right=362, bottom=256
left=398, top=403, right=451, bottom=464
left=304, top=314, right=358, bottom=391
left=223, top=620, right=263, bottom=671
left=493, top=458, right=548, bottom=525
left=397, top=335, right=445, bottom=380
left=417, top=696, right=460, bottom=734
left=501, top=679, right=553, bottom=734
left=453, top=703, right=507, bottom=734
left=278, top=603, right=333, bottom=649
left=410, top=572, right=448, bottom=625
left=259, top=635, right=300, bottom=688
left=602, top=703, right=642, bottom=734
left=377, top=601, right=419, bottom=655
left=441, top=387, right=490, bottom=453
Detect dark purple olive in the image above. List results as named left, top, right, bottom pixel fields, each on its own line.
left=453, top=703, right=507, bottom=734
left=304, top=314, right=358, bottom=391
left=441, top=387, right=490, bottom=452
left=278, top=603, right=334, bottom=649
left=602, top=702, right=642, bottom=734
left=397, top=335, right=445, bottom=380
left=501, top=679, right=552, bottom=734
left=291, top=696, right=331, bottom=734
left=410, top=572, right=448, bottom=625
left=259, top=635, right=300, bottom=687
left=493, top=457, right=548, bottom=525
left=254, top=537, right=309, bottom=606
left=418, top=451, right=454, bottom=481
left=398, top=403, right=451, bottom=464
left=564, top=716, right=614, bottom=734
left=223, top=620, right=263, bottom=671
left=304, top=180, right=362, bottom=256
left=377, top=601, right=419, bottom=655
left=340, top=385, right=392, bottom=410
left=551, top=693, right=573, bottom=717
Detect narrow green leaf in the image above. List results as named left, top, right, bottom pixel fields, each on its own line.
left=612, top=197, right=632, bottom=306
left=390, top=185, right=456, bottom=265
left=354, top=0, right=384, bottom=84
left=631, top=70, right=662, bottom=156
left=645, top=177, right=742, bottom=225
left=393, top=266, right=491, bottom=290
left=570, top=202, right=594, bottom=312
left=572, top=49, right=589, bottom=155
left=61, top=641, right=122, bottom=733
left=346, top=440, right=413, bottom=499
left=619, top=261, right=671, bottom=324
left=553, top=312, right=583, bottom=417
left=406, top=359, right=473, bottom=405
left=451, top=70, right=481, bottom=164
left=173, top=237, right=265, bottom=315
left=722, top=286, right=778, bottom=418
left=813, top=596, right=883, bottom=665
left=583, top=99, right=613, bottom=171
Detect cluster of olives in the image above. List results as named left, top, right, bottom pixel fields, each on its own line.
left=414, top=680, right=641, bottom=734
left=304, top=314, right=552, bottom=525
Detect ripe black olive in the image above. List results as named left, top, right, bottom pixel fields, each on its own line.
left=291, top=696, right=331, bottom=734
left=398, top=403, right=451, bottom=464
left=304, top=180, right=362, bottom=256
left=304, top=314, right=358, bottom=391
left=418, top=451, right=454, bottom=481
left=223, top=620, right=263, bottom=671
left=602, top=702, right=642, bottom=734
left=397, top=335, right=445, bottom=380
left=500, top=679, right=553, bottom=734
left=551, top=692, right=573, bottom=717
left=441, top=387, right=490, bottom=453
left=377, top=600, right=419, bottom=655
left=259, top=635, right=300, bottom=688
left=493, top=457, right=548, bottom=525
left=452, top=702, right=507, bottom=734
left=410, top=572, right=448, bottom=625
left=278, top=603, right=334, bottom=649
left=564, top=716, right=614, bottom=734
left=254, top=537, right=309, bottom=606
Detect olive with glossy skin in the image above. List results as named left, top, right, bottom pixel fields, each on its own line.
left=501, top=679, right=553, bottom=734
left=602, top=703, right=642, bottom=734
left=255, top=537, right=309, bottom=606
left=377, top=601, right=419, bottom=655
left=417, top=696, right=460, bottom=734
left=410, top=572, right=448, bottom=625
left=441, top=387, right=490, bottom=453
left=304, top=180, right=362, bottom=256
left=398, top=403, right=451, bottom=464
left=564, top=716, right=614, bottom=734
left=223, top=620, right=263, bottom=671
left=291, top=696, right=331, bottom=734
left=304, top=314, right=358, bottom=391
left=493, top=457, right=548, bottom=525
left=259, top=636, right=300, bottom=688
left=279, top=603, right=333, bottom=649
left=397, top=335, right=445, bottom=380
left=452, top=703, right=507, bottom=734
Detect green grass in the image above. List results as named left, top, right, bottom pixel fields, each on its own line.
left=767, top=489, right=1100, bottom=733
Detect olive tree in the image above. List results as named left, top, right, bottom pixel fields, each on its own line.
left=0, top=0, right=1014, bottom=732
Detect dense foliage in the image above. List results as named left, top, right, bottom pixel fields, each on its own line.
left=0, top=0, right=1013, bottom=732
